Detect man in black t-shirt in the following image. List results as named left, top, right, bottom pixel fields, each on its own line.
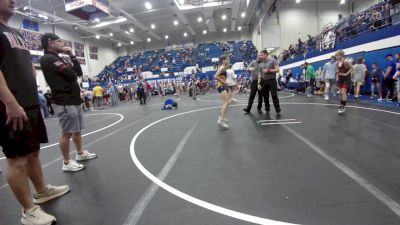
left=0, top=1, right=69, bottom=224
left=40, top=33, right=97, bottom=172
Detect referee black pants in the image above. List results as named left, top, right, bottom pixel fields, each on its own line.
left=245, top=80, right=264, bottom=111
left=262, top=78, right=281, bottom=112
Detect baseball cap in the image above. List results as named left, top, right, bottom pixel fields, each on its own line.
left=41, top=33, right=61, bottom=49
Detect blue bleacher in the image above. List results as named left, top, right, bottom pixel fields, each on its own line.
left=96, top=40, right=257, bottom=82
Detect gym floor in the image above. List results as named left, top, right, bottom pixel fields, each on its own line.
left=1, top=92, right=400, bottom=225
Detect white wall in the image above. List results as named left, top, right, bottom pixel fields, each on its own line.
left=10, top=15, right=122, bottom=75
left=252, top=0, right=349, bottom=52
left=126, top=30, right=251, bottom=53
left=352, top=0, right=380, bottom=12
left=8, top=14, right=121, bottom=91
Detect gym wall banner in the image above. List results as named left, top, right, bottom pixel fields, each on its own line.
left=64, top=0, right=110, bottom=20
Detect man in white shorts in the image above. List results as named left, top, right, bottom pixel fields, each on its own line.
left=322, top=56, right=337, bottom=101
left=40, top=33, right=97, bottom=172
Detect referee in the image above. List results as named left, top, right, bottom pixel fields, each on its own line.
left=40, top=33, right=97, bottom=172
left=243, top=53, right=264, bottom=114
left=258, top=50, right=281, bottom=114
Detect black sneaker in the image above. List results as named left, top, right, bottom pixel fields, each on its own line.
left=257, top=109, right=262, bottom=114
left=243, top=108, right=250, bottom=114
left=276, top=109, right=281, bottom=115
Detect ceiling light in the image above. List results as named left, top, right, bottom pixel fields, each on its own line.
left=340, top=0, right=345, bottom=4
left=109, top=32, right=113, bottom=36
left=130, top=41, right=134, bottom=45
left=114, top=17, right=127, bottom=23
left=95, top=35, right=100, bottom=39
left=266, top=47, right=275, bottom=51
left=223, top=28, right=227, bottom=32
left=147, top=38, right=151, bottom=42
left=124, top=30, right=130, bottom=35
left=241, top=12, right=246, bottom=18
left=91, top=17, right=127, bottom=29
left=74, top=26, right=78, bottom=30
left=38, top=14, right=48, bottom=20
left=174, top=20, right=179, bottom=26
left=118, top=43, right=122, bottom=47
left=145, top=2, right=152, bottom=10
left=165, top=35, right=169, bottom=39
left=222, top=14, right=227, bottom=20
left=150, top=24, right=156, bottom=29
left=238, top=26, right=242, bottom=31
left=183, top=32, right=188, bottom=37
left=203, top=30, right=207, bottom=34
left=197, top=17, right=203, bottom=22
left=296, top=0, right=301, bottom=3
left=129, top=28, right=134, bottom=33
left=94, top=18, right=100, bottom=23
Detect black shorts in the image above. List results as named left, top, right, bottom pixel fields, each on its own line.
left=0, top=106, right=48, bottom=158
left=371, top=78, right=380, bottom=83
left=338, top=76, right=351, bottom=89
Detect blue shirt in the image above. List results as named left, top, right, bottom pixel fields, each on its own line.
left=38, top=93, right=47, bottom=106
left=323, top=62, right=337, bottom=80
left=385, top=60, right=397, bottom=78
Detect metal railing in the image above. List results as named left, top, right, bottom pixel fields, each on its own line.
left=280, top=1, right=400, bottom=63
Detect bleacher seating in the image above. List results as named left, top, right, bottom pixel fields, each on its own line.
left=96, top=40, right=257, bottom=84
left=280, top=0, right=400, bottom=66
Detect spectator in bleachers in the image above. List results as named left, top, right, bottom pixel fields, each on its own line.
left=322, top=56, right=337, bottom=101
left=38, top=90, right=49, bottom=118
left=44, top=90, right=54, bottom=115
left=304, top=62, right=316, bottom=97
left=92, top=83, right=104, bottom=110
left=352, top=58, right=368, bottom=101
left=107, top=84, right=117, bottom=106
left=383, top=53, right=397, bottom=101
left=394, top=53, right=400, bottom=106
left=336, top=14, right=349, bottom=43
left=137, top=79, right=146, bottom=105
left=370, top=63, right=384, bottom=100
left=370, top=11, right=383, bottom=31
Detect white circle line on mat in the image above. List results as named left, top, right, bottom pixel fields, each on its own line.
left=0, top=113, right=124, bottom=161
left=130, top=103, right=399, bottom=225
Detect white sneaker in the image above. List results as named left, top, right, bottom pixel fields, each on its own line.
left=62, top=160, right=85, bottom=172
left=218, top=116, right=228, bottom=122
left=21, top=205, right=56, bottom=225
left=378, top=98, right=383, bottom=102
left=217, top=119, right=229, bottom=129
left=324, top=95, right=329, bottom=101
left=231, top=98, right=238, bottom=102
left=307, top=94, right=312, bottom=98
left=338, top=106, right=346, bottom=114
left=76, top=150, right=97, bottom=161
left=33, top=184, right=70, bottom=204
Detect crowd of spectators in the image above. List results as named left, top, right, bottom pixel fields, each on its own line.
left=95, top=40, right=256, bottom=84
left=280, top=0, right=400, bottom=63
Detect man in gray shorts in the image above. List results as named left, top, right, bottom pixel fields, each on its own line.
left=40, top=33, right=97, bottom=172
left=322, top=56, right=337, bottom=101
